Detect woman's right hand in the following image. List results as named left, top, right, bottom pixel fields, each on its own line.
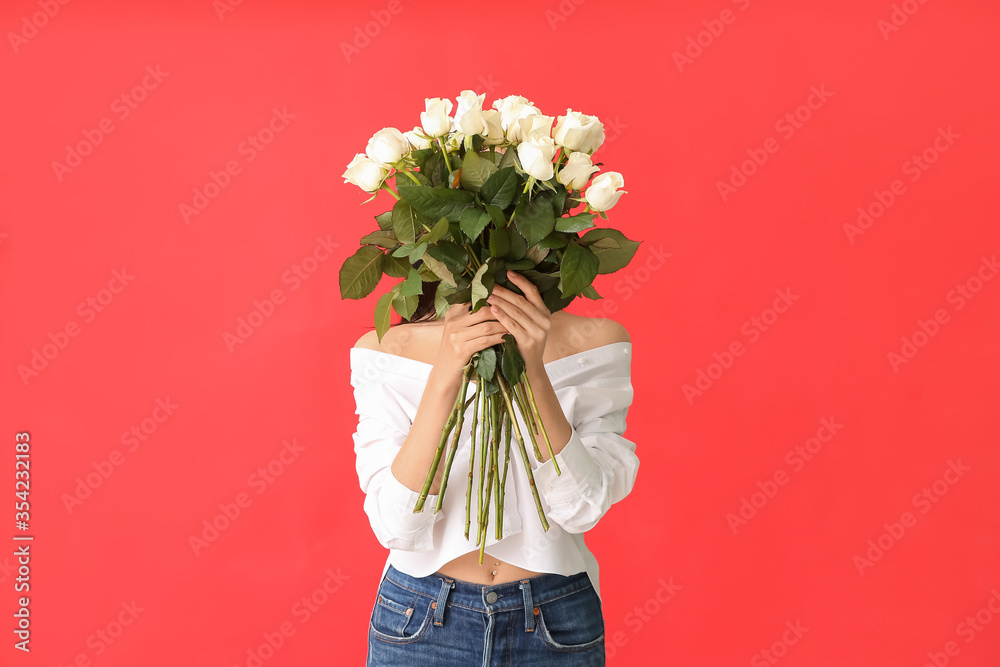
left=433, top=302, right=509, bottom=380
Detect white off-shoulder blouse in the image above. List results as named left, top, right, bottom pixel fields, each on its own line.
left=350, top=340, right=638, bottom=599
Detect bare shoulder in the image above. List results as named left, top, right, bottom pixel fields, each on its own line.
left=555, top=312, right=631, bottom=352
left=353, top=329, right=383, bottom=351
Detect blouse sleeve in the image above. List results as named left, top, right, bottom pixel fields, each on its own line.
left=351, top=360, right=444, bottom=552
left=531, top=361, right=639, bottom=534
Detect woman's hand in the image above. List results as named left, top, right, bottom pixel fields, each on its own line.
left=433, top=301, right=509, bottom=380
left=486, top=270, right=552, bottom=373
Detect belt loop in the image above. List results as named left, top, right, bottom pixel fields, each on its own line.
left=433, top=577, right=454, bottom=626
left=519, top=580, right=535, bottom=632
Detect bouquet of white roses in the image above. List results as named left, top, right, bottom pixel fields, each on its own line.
left=340, top=90, right=638, bottom=563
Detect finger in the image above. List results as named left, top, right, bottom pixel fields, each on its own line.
left=489, top=288, right=546, bottom=330
left=504, top=271, right=548, bottom=312
left=488, top=300, right=522, bottom=333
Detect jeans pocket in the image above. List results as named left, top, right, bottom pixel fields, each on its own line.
left=536, top=585, right=605, bottom=652
left=368, top=579, right=433, bottom=645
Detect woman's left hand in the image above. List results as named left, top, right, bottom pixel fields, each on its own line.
left=486, top=270, right=552, bottom=373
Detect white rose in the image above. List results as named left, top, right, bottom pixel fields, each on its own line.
left=493, top=96, right=542, bottom=143
left=481, top=109, right=505, bottom=146
left=453, top=90, right=489, bottom=136
left=342, top=153, right=389, bottom=193
left=365, top=127, right=411, bottom=166
left=516, top=114, right=554, bottom=143
left=517, top=135, right=557, bottom=181
left=557, top=151, right=600, bottom=190
left=584, top=171, right=626, bottom=211
left=403, top=126, right=432, bottom=150
left=420, top=97, right=454, bottom=138
left=553, top=109, right=606, bottom=154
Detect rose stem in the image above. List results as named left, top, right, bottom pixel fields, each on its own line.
left=497, top=373, right=550, bottom=532
left=522, top=373, right=560, bottom=475
left=476, top=387, right=488, bottom=542
left=492, top=398, right=503, bottom=540
left=512, top=379, right=543, bottom=461
left=465, top=374, right=481, bottom=539
left=415, top=363, right=472, bottom=512
left=435, top=391, right=475, bottom=513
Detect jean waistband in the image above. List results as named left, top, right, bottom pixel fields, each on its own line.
left=383, top=564, right=591, bottom=629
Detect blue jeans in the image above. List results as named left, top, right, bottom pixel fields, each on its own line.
left=367, top=564, right=606, bottom=666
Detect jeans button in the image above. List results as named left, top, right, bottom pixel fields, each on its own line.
left=485, top=591, right=498, bottom=604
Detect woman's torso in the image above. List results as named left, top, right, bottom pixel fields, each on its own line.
left=367, top=310, right=588, bottom=584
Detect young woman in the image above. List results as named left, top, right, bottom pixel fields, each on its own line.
left=351, top=269, right=639, bottom=666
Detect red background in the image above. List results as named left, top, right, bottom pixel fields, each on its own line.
left=2, top=0, right=999, bottom=665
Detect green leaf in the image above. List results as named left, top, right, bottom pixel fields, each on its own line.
left=381, top=254, right=409, bottom=278
left=375, top=211, right=393, bottom=231
left=504, top=258, right=535, bottom=270
left=579, top=228, right=641, bottom=274
left=422, top=150, right=447, bottom=187
left=498, top=147, right=518, bottom=170
left=476, top=346, right=497, bottom=381
left=513, top=192, right=556, bottom=246
left=399, top=266, right=423, bottom=297
left=480, top=167, right=520, bottom=209
left=391, top=199, right=422, bottom=244
left=460, top=207, right=491, bottom=242
left=391, top=242, right=415, bottom=258
left=339, top=246, right=384, bottom=299
left=410, top=240, right=428, bottom=262
left=485, top=204, right=507, bottom=227
left=425, top=216, right=451, bottom=244
left=489, top=227, right=510, bottom=257
left=420, top=251, right=457, bottom=286
left=580, top=284, right=602, bottom=300
left=505, top=224, right=527, bottom=261
left=398, top=184, right=476, bottom=222
left=537, top=231, right=567, bottom=249
left=426, top=241, right=469, bottom=279
left=395, top=170, right=431, bottom=190
left=555, top=212, right=596, bottom=233
left=374, top=291, right=394, bottom=343
left=410, top=148, right=435, bottom=171
left=392, top=286, right=419, bottom=320
left=500, top=334, right=525, bottom=386
left=359, top=229, right=398, bottom=248
left=471, top=260, right=493, bottom=309
left=459, top=151, right=498, bottom=192
left=559, top=241, right=600, bottom=298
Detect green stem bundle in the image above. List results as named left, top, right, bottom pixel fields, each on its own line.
left=412, top=348, right=560, bottom=562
